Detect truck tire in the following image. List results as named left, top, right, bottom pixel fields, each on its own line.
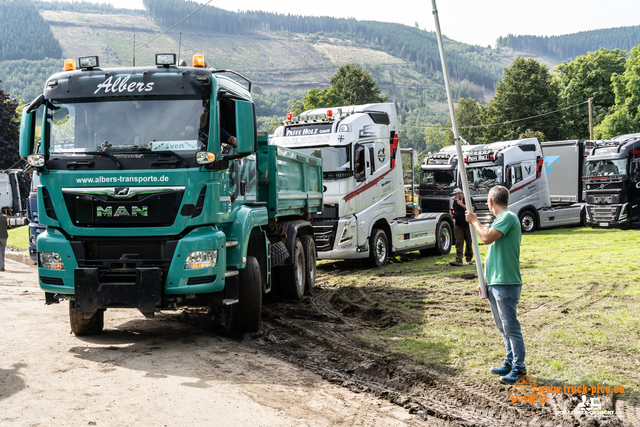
left=368, top=229, right=389, bottom=268
left=519, top=210, right=537, bottom=233
left=224, top=256, right=262, bottom=334
left=420, top=220, right=453, bottom=256
left=301, top=235, right=316, bottom=291
left=280, top=238, right=306, bottom=300
left=69, top=300, right=104, bottom=336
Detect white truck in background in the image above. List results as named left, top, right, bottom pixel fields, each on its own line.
left=0, top=169, right=31, bottom=226
left=271, top=103, right=454, bottom=267
left=461, top=138, right=589, bottom=232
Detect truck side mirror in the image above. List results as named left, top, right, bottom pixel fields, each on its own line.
left=234, top=100, right=256, bottom=155
left=20, top=107, right=37, bottom=157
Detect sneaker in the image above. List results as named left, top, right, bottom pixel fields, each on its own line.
left=449, top=260, right=463, bottom=266
left=489, top=363, right=512, bottom=376
left=0, top=268, right=4, bottom=271
left=466, top=259, right=474, bottom=265
left=500, top=370, right=527, bottom=385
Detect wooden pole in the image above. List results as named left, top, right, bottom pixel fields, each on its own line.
left=588, top=97, right=594, bottom=140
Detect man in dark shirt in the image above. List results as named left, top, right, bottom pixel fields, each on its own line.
left=0, top=212, right=7, bottom=271
left=450, top=188, right=473, bottom=266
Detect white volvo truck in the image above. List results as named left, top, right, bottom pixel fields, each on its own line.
left=271, top=103, right=453, bottom=267
left=461, top=138, right=588, bottom=232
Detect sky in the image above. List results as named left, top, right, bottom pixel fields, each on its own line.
left=52, top=0, right=640, bottom=48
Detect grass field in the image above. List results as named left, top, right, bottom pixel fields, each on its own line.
left=7, top=225, right=29, bottom=252
left=318, top=226, right=640, bottom=402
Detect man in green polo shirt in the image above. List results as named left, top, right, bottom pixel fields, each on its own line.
left=465, top=185, right=526, bottom=385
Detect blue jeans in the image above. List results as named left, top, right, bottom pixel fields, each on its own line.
left=487, top=285, right=526, bottom=372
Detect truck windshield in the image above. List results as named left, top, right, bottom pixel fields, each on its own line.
left=585, top=159, right=626, bottom=178
left=294, top=145, right=351, bottom=173
left=465, top=166, right=504, bottom=186
left=48, top=97, right=209, bottom=154
left=420, top=170, right=455, bottom=188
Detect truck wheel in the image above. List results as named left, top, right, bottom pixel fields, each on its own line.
left=224, top=256, right=262, bottom=334
left=519, top=210, right=537, bottom=233
left=69, top=300, right=104, bottom=336
left=301, top=235, right=317, bottom=291
left=280, top=238, right=306, bottom=300
left=420, top=220, right=453, bottom=256
left=369, top=229, right=389, bottom=268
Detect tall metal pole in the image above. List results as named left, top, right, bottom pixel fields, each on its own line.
left=431, top=0, right=487, bottom=298
left=588, top=97, right=594, bottom=140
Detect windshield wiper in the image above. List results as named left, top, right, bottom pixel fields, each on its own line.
left=151, top=150, right=188, bottom=168
left=52, top=151, right=122, bottom=169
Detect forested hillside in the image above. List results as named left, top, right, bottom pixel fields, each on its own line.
left=0, top=0, right=62, bottom=61
left=143, top=0, right=503, bottom=91
left=496, top=26, right=640, bottom=61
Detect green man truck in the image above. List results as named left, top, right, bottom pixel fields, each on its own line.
left=20, top=54, right=322, bottom=335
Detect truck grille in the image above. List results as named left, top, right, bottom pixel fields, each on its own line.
left=420, top=197, right=449, bottom=213
left=587, top=205, right=618, bottom=222
left=473, top=207, right=495, bottom=229
left=71, top=239, right=177, bottom=285
left=312, top=219, right=338, bottom=252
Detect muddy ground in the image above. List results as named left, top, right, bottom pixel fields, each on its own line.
left=0, top=257, right=636, bottom=426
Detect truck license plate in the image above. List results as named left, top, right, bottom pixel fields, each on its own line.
left=599, top=222, right=609, bottom=227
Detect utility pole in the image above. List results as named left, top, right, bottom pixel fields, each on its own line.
left=588, top=98, right=594, bottom=140
left=431, top=0, right=487, bottom=298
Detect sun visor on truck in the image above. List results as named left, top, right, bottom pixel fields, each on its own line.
left=43, top=68, right=212, bottom=99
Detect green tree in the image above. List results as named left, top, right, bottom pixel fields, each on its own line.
left=301, top=87, right=346, bottom=112
left=554, top=48, right=627, bottom=139
left=482, top=57, right=563, bottom=142
left=446, top=97, right=484, bottom=145
left=0, top=84, right=21, bottom=169
left=595, top=45, right=640, bottom=138
left=329, top=63, right=388, bottom=105
left=518, top=129, right=547, bottom=142
left=423, top=124, right=448, bottom=154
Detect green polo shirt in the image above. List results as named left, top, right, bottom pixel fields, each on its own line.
left=485, top=209, right=522, bottom=286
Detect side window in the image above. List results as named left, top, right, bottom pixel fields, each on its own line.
left=354, top=145, right=366, bottom=182
left=368, top=145, right=376, bottom=173
left=219, top=97, right=236, bottom=151
left=514, top=166, right=523, bottom=183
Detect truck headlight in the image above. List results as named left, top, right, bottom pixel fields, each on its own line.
left=618, top=204, right=628, bottom=221
left=338, top=219, right=356, bottom=246
left=39, top=252, right=65, bottom=270
left=184, top=250, right=218, bottom=269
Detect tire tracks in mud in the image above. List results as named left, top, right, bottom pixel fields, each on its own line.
left=247, top=288, right=565, bottom=427
left=179, top=287, right=632, bottom=426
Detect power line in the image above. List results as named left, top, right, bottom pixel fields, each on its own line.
left=116, top=0, right=214, bottom=63
left=397, top=100, right=589, bottom=131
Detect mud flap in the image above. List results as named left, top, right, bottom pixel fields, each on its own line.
left=74, top=268, right=162, bottom=318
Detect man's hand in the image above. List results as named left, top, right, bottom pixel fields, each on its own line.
left=477, top=283, right=483, bottom=297
left=465, top=211, right=478, bottom=224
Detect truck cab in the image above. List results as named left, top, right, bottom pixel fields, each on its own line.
left=461, top=138, right=550, bottom=231
left=271, top=103, right=453, bottom=267
left=584, top=134, right=640, bottom=228
left=418, top=144, right=483, bottom=213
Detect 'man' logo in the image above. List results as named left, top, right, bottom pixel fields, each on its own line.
left=96, top=206, right=148, bottom=217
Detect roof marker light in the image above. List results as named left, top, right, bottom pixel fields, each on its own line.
left=64, top=59, right=76, bottom=71
left=193, top=54, right=205, bottom=68
left=327, top=109, right=333, bottom=118
left=286, top=113, right=293, bottom=122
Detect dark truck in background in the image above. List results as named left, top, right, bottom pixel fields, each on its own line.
left=584, top=134, right=640, bottom=228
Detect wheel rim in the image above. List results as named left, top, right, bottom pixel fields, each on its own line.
left=521, top=214, right=535, bottom=232
left=295, top=250, right=304, bottom=290
left=375, top=235, right=387, bottom=264
left=440, top=226, right=451, bottom=251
